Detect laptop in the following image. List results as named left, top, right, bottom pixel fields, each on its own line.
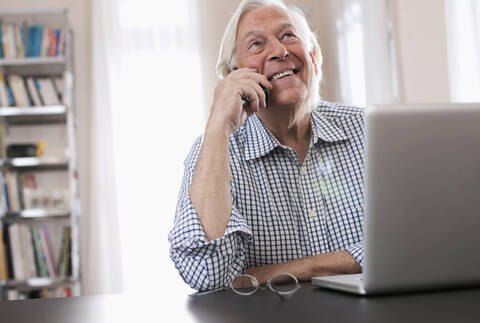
left=312, top=103, right=480, bottom=295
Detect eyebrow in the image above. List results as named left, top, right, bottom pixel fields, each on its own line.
left=241, top=23, right=294, bottom=42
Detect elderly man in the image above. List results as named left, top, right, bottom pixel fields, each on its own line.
left=169, top=0, right=364, bottom=291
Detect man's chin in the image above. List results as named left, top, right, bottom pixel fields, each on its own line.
left=271, top=94, right=306, bottom=109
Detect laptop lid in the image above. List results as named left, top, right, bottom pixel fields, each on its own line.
left=363, top=103, right=480, bottom=294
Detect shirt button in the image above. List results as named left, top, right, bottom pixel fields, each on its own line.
left=301, top=167, right=307, bottom=175
left=309, top=210, right=316, bottom=217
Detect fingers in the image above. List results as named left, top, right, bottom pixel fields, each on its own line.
left=237, top=80, right=263, bottom=112
left=228, top=68, right=271, bottom=112
left=230, top=67, right=273, bottom=90
left=237, top=79, right=267, bottom=111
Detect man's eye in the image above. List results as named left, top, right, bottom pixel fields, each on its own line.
left=282, top=33, right=295, bottom=40
left=249, top=41, right=262, bottom=49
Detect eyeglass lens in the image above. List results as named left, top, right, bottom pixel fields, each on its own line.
left=231, top=274, right=258, bottom=295
left=268, top=273, right=299, bottom=294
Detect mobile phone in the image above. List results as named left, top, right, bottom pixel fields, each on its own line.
left=233, top=67, right=269, bottom=108
left=241, top=84, right=269, bottom=108
left=261, top=85, right=269, bottom=108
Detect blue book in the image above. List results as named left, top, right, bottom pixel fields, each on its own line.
left=32, top=25, right=39, bottom=57
left=36, top=25, right=44, bottom=57
left=6, top=85, right=14, bottom=106
left=30, top=25, right=40, bottom=57
left=27, top=25, right=36, bottom=57
left=53, top=29, right=60, bottom=56
left=3, top=181, right=10, bottom=212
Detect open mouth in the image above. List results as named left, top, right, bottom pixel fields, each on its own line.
left=269, top=69, right=298, bottom=81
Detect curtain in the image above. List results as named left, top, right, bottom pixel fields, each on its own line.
left=86, top=0, right=205, bottom=295
left=328, top=0, right=396, bottom=106
left=444, top=0, right=480, bottom=102
left=84, top=0, right=124, bottom=295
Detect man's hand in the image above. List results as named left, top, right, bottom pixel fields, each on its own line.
left=191, top=69, right=271, bottom=241
left=209, top=68, right=272, bottom=134
left=245, top=251, right=362, bottom=285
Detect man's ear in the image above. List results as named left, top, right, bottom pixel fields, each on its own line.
left=309, top=50, right=318, bottom=75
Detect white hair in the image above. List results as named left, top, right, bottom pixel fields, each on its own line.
left=216, top=0, right=323, bottom=113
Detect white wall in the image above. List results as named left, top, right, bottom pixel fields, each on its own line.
left=391, top=0, right=450, bottom=103
left=0, top=0, right=92, bottom=293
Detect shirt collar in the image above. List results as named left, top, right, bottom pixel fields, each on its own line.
left=244, top=114, right=280, bottom=161
left=243, top=110, right=349, bottom=161
left=310, top=109, right=349, bottom=145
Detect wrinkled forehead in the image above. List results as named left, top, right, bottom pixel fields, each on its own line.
left=236, top=6, right=294, bottom=42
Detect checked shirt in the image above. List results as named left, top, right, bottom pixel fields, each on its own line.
left=169, top=101, right=365, bottom=291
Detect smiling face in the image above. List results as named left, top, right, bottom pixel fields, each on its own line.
left=234, top=6, right=313, bottom=108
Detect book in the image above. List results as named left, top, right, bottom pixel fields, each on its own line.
left=15, top=25, right=24, bottom=58
left=48, top=29, right=57, bottom=57
left=3, top=224, right=14, bottom=279
left=8, top=24, right=17, bottom=58
left=1, top=22, right=9, bottom=58
left=0, top=19, right=3, bottom=58
left=58, top=29, right=65, bottom=57
left=1, top=173, right=10, bottom=212
left=0, top=73, right=10, bottom=107
left=0, top=172, right=7, bottom=213
left=5, top=82, right=15, bottom=106
left=1, top=22, right=65, bottom=59
left=53, top=76, right=63, bottom=100
left=2, top=24, right=15, bottom=58
left=31, top=227, right=48, bottom=277
left=56, top=227, right=66, bottom=276
left=39, top=226, right=56, bottom=278
left=27, top=25, right=36, bottom=57
left=26, top=77, right=43, bottom=106
left=7, top=74, right=30, bottom=107
left=5, top=172, right=20, bottom=212
left=18, top=225, right=36, bottom=279
left=40, top=27, right=49, bottom=57
left=20, top=25, right=28, bottom=58
left=0, top=229, right=7, bottom=280
left=8, top=224, right=25, bottom=280
left=57, top=226, right=71, bottom=277
left=37, top=78, right=60, bottom=105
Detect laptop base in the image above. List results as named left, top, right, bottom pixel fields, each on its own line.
left=312, top=274, right=366, bottom=295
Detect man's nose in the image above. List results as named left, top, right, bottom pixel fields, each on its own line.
left=267, top=37, right=288, bottom=61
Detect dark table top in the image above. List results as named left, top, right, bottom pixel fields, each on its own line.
left=1, top=283, right=480, bottom=323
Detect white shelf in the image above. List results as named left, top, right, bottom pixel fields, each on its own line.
left=0, top=57, right=66, bottom=66
left=0, top=9, right=68, bottom=17
left=2, top=277, right=75, bottom=290
left=0, top=105, right=66, bottom=116
left=0, top=157, right=69, bottom=168
left=3, top=209, right=70, bottom=220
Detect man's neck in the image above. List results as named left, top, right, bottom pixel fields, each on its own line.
left=257, top=105, right=311, bottom=163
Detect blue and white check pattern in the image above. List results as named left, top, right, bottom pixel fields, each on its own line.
left=169, top=101, right=365, bottom=291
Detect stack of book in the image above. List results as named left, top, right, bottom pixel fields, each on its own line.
left=0, top=172, right=69, bottom=212
left=0, top=224, right=71, bottom=281
left=0, top=73, right=62, bottom=107
left=0, top=21, right=65, bottom=58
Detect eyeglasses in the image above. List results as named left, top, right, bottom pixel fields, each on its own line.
left=192, top=272, right=301, bottom=300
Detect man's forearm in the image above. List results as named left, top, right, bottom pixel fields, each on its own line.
left=190, top=122, right=232, bottom=241
left=245, top=251, right=362, bottom=285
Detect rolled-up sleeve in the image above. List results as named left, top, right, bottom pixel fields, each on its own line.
left=168, top=137, right=253, bottom=291
left=346, top=241, right=364, bottom=268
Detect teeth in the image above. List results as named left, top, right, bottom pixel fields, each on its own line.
left=271, top=69, right=294, bottom=80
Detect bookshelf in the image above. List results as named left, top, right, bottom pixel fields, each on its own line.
left=0, top=9, right=80, bottom=300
